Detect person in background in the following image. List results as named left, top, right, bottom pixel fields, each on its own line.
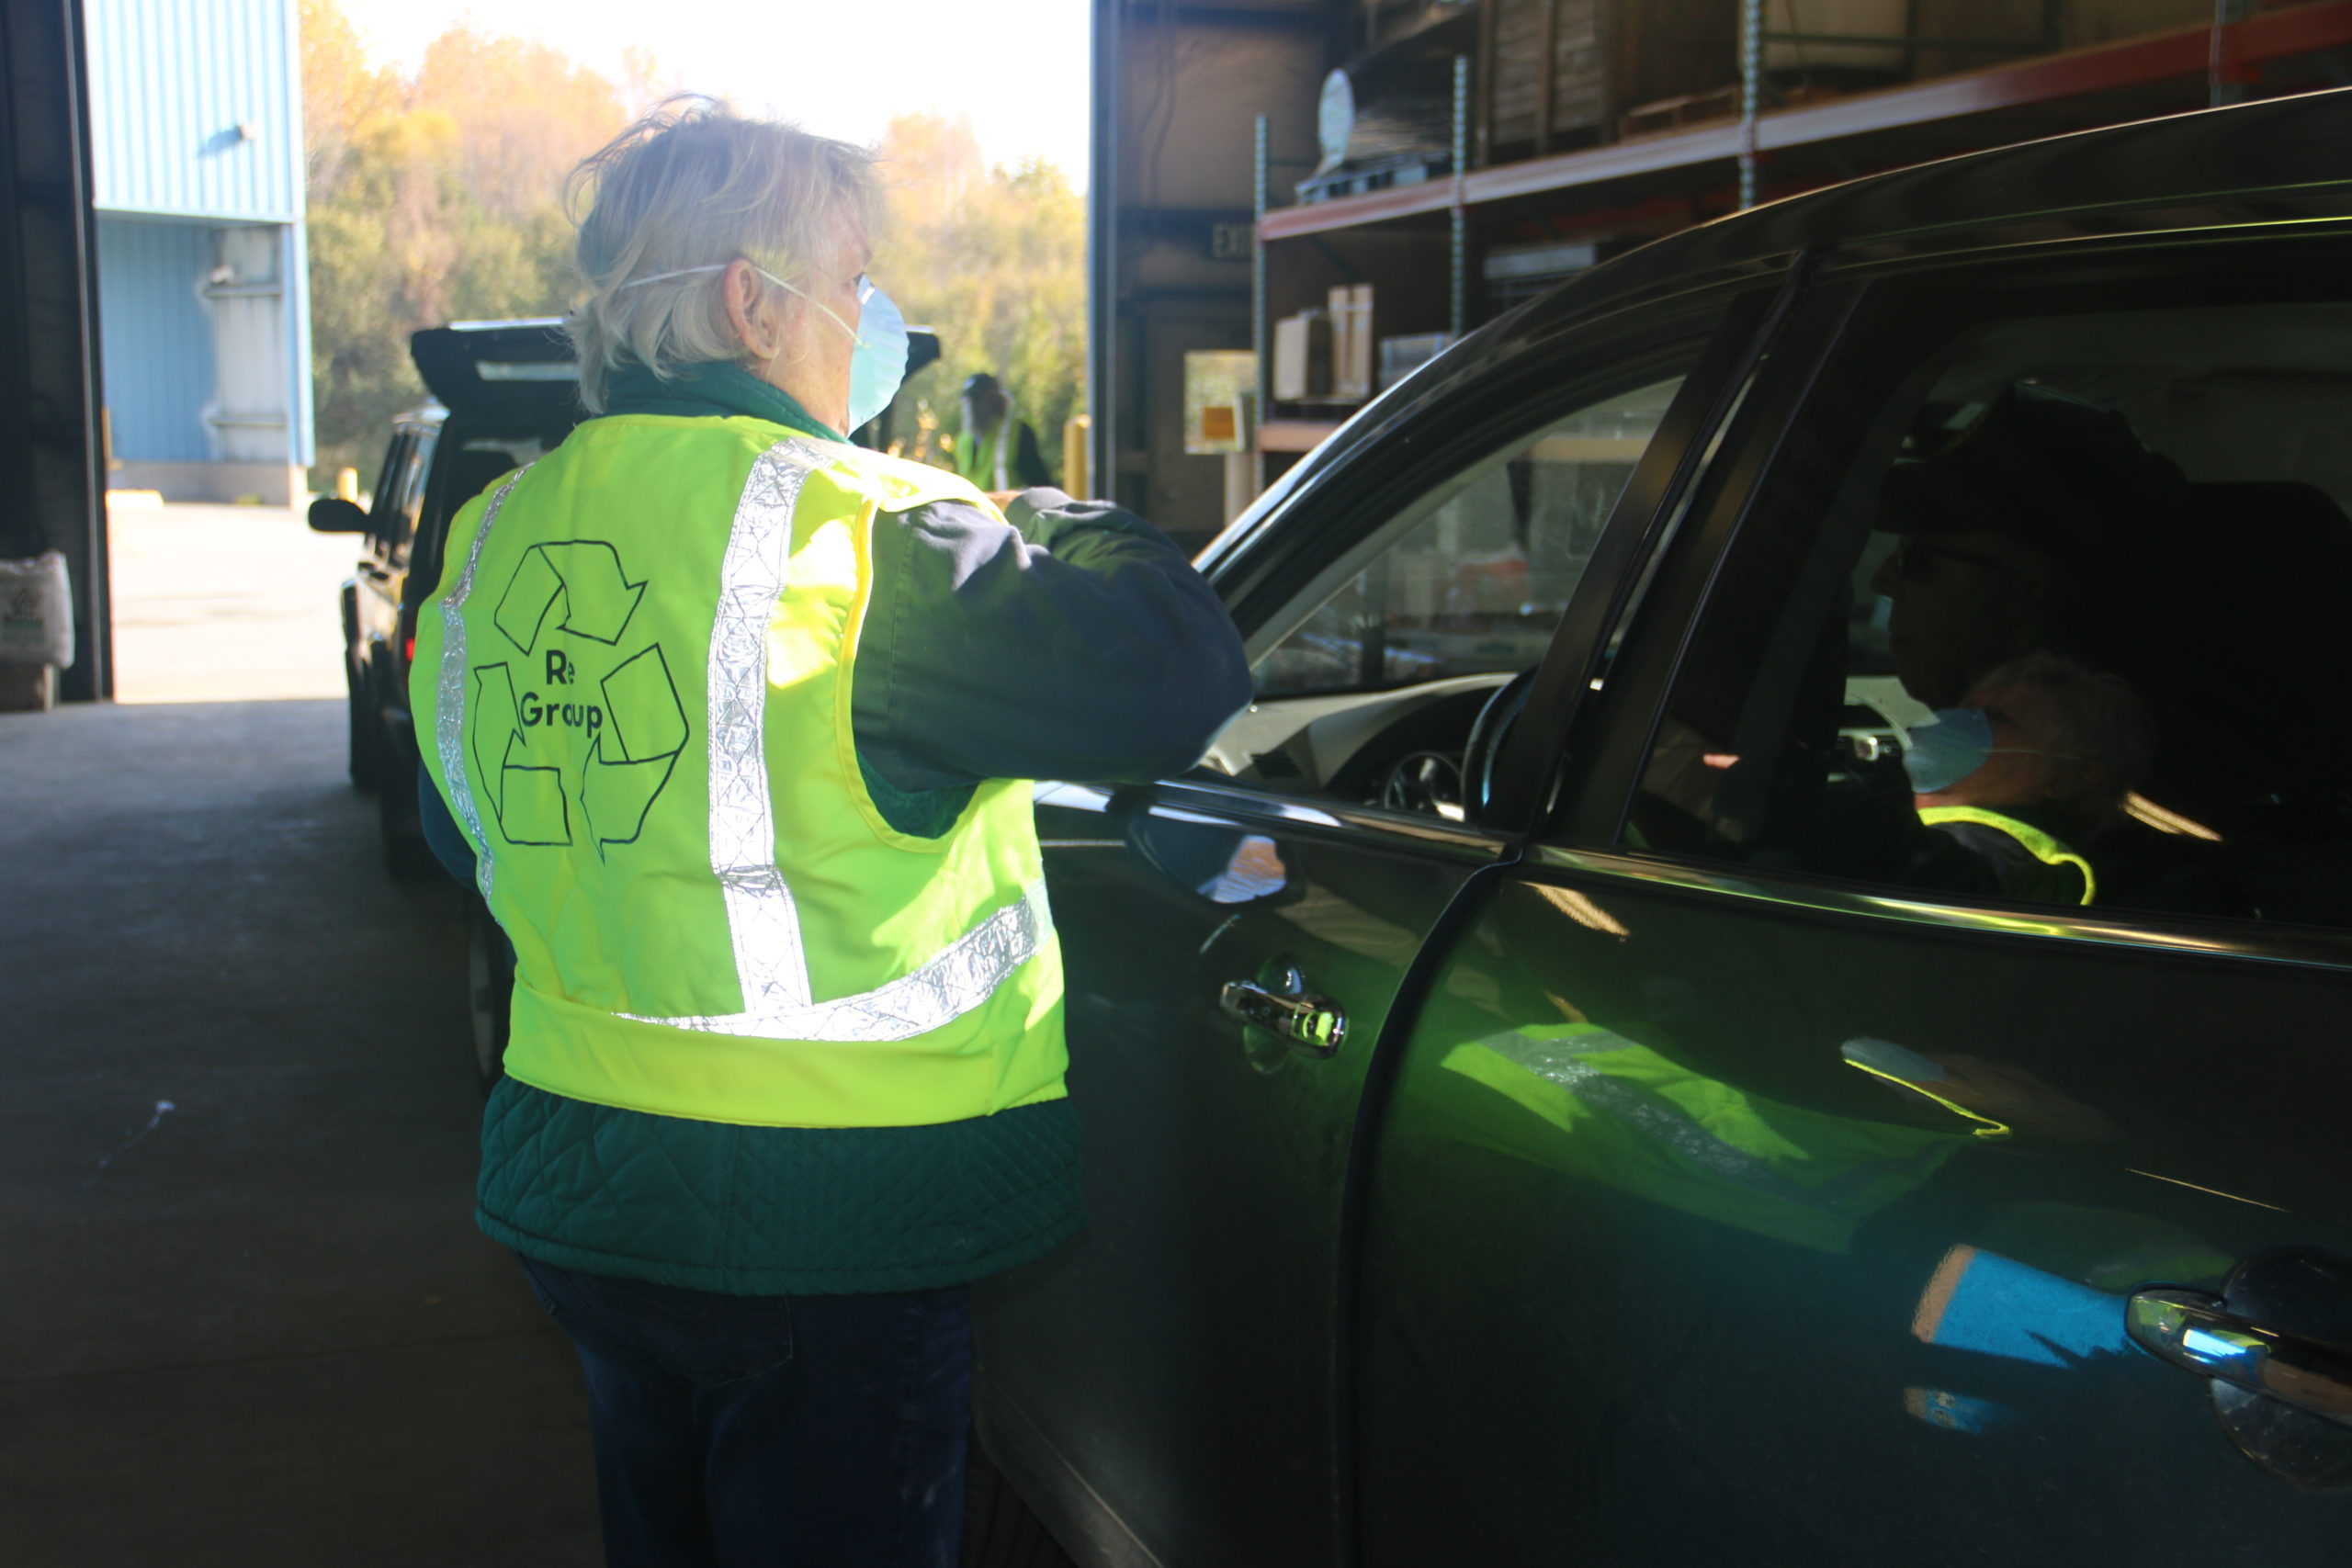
left=952, top=370, right=1052, bottom=491
left=410, top=97, right=1250, bottom=1568
left=1903, top=651, right=2154, bottom=905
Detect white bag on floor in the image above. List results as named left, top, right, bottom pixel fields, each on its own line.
left=0, top=550, right=74, bottom=667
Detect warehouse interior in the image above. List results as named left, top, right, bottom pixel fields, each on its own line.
left=8, top=0, right=2352, bottom=1561
left=1093, top=0, right=2352, bottom=547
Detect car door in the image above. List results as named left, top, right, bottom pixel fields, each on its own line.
left=1357, top=229, right=2352, bottom=1564
left=975, top=280, right=1782, bottom=1568
left=358, top=427, right=432, bottom=717
left=349, top=430, right=411, bottom=659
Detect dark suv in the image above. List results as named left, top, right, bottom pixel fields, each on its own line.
left=966, top=89, right=2352, bottom=1568
left=310, top=320, right=582, bottom=875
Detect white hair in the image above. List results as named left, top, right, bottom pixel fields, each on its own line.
left=1974, top=651, right=2154, bottom=813
left=564, top=96, right=877, bottom=412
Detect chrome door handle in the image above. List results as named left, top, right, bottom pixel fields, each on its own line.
left=1218, top=964, right=1345, bottom=1055
left=2129, top=1289, right=2352, bottom=1428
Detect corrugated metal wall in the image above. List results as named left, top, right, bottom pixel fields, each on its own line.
left=208, top=224, right=291, bottom=461
left=85, top=0, right=301, bottom=224
left=84, top=0, right=312, bottom=471
left=94, top=216, right=215, bottom=463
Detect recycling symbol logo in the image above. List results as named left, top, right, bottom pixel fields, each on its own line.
left=468, top=540, right=687, bottom=855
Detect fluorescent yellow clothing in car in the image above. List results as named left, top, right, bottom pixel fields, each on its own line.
left=413, top=417, right=1066, bottom=1131
left=1917, top=805, right=2095, bottom=905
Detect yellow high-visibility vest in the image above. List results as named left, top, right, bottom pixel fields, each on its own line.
left=412, top=414, right=1067, bottom=1128
left=1918, top=805, right=2095, bottom=905
left=954, top=421, right=1014, bottom=491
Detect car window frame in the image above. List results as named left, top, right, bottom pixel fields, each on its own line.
left=1483, top=270, right=1809, bottom=832
left=1544, top=222, right=2352, bottom=973
left=1197, top=276, right=1790, bottom=837
left=367, top=431, right=413, bottom=564
left=392, top=426, right=437, bottom=559
left=368, top=425, right=435, bottom=565
left=407, top=415, right=540, bottom=611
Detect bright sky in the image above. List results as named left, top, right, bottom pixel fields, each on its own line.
left=343, top=0, right=1093, bottom=185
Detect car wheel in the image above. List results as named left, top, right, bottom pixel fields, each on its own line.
left=960, top=1436, right=1075, bottom=1568
left=345, top=662, right=381, bottom=794
left=465, top=895, right=514, bottom=1094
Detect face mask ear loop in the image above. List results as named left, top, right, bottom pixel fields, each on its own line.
left=751, top=265, right=863, bottom=348
left=612, top=262, right=865, bottom=346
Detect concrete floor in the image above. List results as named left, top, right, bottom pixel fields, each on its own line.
left=106, top=501, right=356, bottom=704
left=0, top=694, right=601, bottom=1561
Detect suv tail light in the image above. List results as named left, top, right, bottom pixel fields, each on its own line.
left=398, top=606, right=417, bottom=670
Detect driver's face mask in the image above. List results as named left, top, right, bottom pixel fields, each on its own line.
left=1902, top=705, right=2056, bottom=795
left=616, top=261, right=909, bottom=432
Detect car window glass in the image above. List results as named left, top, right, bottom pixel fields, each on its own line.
left=442, top=437, right=537, bottom=514
left=372, top=433, right=432, bottom=558
left=396, top=432, right=436, bottom=546
left=1617, top=292, right=2352, bottom=931
left=403, top=434, right=551, bottom=612
left=1253, top=379, right=1682, bottom=699
left=1205, top=370, right=1691, bottom=812
left=368, top=434, right=412, bottom=554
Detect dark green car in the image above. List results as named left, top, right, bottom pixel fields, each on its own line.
left=974, top=89, right=2352, bottom=1566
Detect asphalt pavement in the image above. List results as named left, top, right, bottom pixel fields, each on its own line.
left=0, top=504, right=601, bottom=1564
left=106, top=500, right=356, bottom=705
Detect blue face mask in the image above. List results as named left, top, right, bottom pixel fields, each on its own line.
left=617, top=262, right=909, bottom=434
left=746, top=266, right=908, bottom=434
left=1903, top=706, right=1996, bottom=795
left=841, top=280, right=908, bottom=434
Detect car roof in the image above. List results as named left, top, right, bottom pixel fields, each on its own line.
left=1540, top=87, right=2352, bottom=326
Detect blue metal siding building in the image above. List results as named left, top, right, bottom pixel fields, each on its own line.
left=85, top=0, right=312, bottom=502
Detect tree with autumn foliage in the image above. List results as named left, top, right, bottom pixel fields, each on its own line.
left=301, top=0, right=629, bottom=483
left=301, top=6, right=1086, bottom=491
left=869, top=114, right=1085, bottom=478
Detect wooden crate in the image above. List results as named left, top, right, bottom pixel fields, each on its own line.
left=1484, top=0, right=1608, bottom=157
left=1479, top=0, right=1738, bottom=162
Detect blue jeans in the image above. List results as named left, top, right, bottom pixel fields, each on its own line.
left=516, top=1255, right=971, bottom=1568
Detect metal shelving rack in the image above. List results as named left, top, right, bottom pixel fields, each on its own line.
left=1252, top=0, right=2352, bottom=458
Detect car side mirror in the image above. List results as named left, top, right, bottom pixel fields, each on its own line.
left=309, top=496, right=371, bottom=534
left=1125, top=809, right=1296, bottom=908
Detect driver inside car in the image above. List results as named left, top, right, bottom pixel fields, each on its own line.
left=1902, top=652, right=2154, bottom=906
left=1869, top=383, right=2192, bottom=710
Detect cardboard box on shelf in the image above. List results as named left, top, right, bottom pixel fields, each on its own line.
left=1272, top=310, right=1334, bottom=401
left=1329, top=284, right=1375, bottom=403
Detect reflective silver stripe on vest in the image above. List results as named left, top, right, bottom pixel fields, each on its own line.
left=618, top=438, right=1050, bottom=1043
left=435, top=467, right=534, bottom=904
left=623, top=877, right=1052, bottom=1041
left=702, top=446, right=816, bottom=1011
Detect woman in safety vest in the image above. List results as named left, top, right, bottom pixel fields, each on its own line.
left=412, top=97, right=1250, bottom=1566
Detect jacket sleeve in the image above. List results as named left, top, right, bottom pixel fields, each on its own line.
left=852, top=486, right=1252, bottom=794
